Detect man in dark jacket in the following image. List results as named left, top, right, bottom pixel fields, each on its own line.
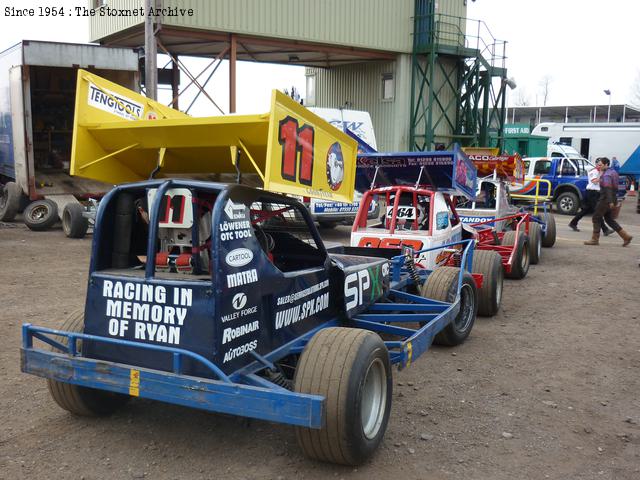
left=568, top=158, right=612, bottom=235
left=584, top=157, right=633, bottom=246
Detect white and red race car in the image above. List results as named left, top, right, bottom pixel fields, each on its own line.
left=349, top=147, right=505, bottom=317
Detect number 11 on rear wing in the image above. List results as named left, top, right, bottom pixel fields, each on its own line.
left=71, top=69, right=358, bottom=204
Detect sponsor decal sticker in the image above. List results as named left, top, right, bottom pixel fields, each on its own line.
left=222, top=293, right=258, bottom=323
left=223, top=340, right=258, bottom=363
left=312, top=201, right=359, bottom=214
left=276, top=280, right=329, bottom=306
left=222, top=320, right=260, bottom=344
left=219, top=219, right=253, bottom=241
left=88, top=83, right=143, bottom=120
left=221, top=305, right=258, bottom=323
left=345, top=264, right=388, bottom=312
left=227, top=269, right=258, bottom=288
left=345, top=270, right=370, bottom=311
left=275, top=292, right=330, bottom=330
left=459, top=216, right=495, bottom=224
left=224, top=199, right=246, bottom=220
left=436, top=211, right=449, bottom=229
left=232, top=293, right=247, bottom=310
left=326, top=142, right=344, bottom=191
left=225, top=248, right=253, bottom=267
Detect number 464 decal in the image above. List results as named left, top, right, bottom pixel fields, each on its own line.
left=278, top=116, right=315, bottom=186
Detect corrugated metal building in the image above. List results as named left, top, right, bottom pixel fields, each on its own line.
left=304, top=0, right=470, bottom=151
left=90, top=0, right=506, bottom=152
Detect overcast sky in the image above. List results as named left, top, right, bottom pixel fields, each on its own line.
left=467, top=0, right=640, bottom=108
left=1, top=0, right=639, bottom=114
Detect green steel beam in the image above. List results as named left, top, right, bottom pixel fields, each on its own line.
left=410, top=0, right=507, bottom=151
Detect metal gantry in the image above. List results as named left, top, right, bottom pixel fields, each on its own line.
left=410, top=0, right=508, bottom=151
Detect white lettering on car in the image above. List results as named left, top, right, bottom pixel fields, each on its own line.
left=345, top=270, right=370, bottom=311
left=274, top=293, right=330, bottom=330
left=226, top=269, right=258, bottom=288
left=222, top=320, right=260, bottom=344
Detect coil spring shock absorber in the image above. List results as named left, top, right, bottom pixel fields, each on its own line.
left=402, top=246, right=421, bottom=286
left=265, top=368, right=293, bottom=390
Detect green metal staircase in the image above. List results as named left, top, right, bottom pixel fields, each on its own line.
left=410, top=0, right=508, bottom=151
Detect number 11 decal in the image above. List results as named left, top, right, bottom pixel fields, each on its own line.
left=278, top=116, right=315, bottom=186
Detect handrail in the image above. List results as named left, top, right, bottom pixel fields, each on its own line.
left=510, top=178, right=553, bottom=215
left=412, top=11, right=507, bottom=70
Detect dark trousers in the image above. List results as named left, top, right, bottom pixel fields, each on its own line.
left=571, top=190, right=609, bottom=233
left=592, top=198, right=621, bottom=233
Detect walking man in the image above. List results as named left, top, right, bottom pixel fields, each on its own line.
left=568, top=159, right=612, bottom=235
left=584, top=157, right=633, bottom=246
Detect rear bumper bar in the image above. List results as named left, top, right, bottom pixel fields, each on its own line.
left=21, top=325, right=323, bottom=428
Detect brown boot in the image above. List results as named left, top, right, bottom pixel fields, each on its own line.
left=584, top=232, right=600, bottom=246
left=617, top=229, right=633, bottom=247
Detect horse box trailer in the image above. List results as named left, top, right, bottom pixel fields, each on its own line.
left=0, top=40, right=139, bottom=235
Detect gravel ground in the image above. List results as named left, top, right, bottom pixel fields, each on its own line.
left=1, top=197, right=639, bottom=480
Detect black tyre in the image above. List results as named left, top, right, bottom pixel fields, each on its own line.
left=556, top=191, right=580, bottom=215
left=527, top=222, right=542, bottom=264
left=502, top=231, right=530, bottom=279
left=540, top=212, right=557, bottom=248
left=318, top=221, right=337, bottom=229
left=23, top=199, right=58, bottom=231
left=62, top=203, right=89, bottom=238
left=471, top=250, right=503, bottom=317
left=47, top=310, right=130, bottom=416
left=0, top=182, right=23, bottom=221
left=421, top=267, right=477, bottom=346
left=294, top=327, right=392, bottom=465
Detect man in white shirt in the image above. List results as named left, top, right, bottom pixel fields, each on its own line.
left=568, top=160, right=612, bottom=235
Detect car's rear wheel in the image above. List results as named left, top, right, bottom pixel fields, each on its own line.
left=294, top=327, right=392, bottom=465
left=421, top=267, right=477, bottom=345
left=502, top=231, right=530, bottom=279
left=471, top=250, right=504, bottom=316
left=47, top=310, right=130, bottom=416
left=528, top=222, right=542, bottom=264
left=540, top=212, right=557, bottom=247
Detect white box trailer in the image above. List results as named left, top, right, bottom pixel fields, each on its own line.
left=531, top=122, right=640, bottom=166
left=0, top=40, right=139, bottom=236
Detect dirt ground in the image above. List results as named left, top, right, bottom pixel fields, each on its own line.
left=1, top=198, right=639, bottom=480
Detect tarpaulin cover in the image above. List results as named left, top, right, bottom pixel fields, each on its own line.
left=620, top=145, right=640, bottom=176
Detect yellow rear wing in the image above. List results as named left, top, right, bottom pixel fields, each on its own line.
left=71, top=70, right=357, bottom=203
